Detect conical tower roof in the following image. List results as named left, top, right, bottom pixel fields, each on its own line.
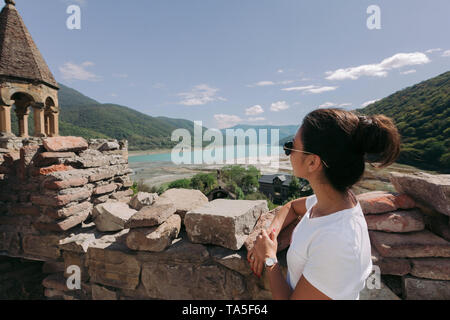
left=0, top=0, right=58, bottom=89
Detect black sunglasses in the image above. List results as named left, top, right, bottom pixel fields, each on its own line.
left=283, top=141, right=330, bottom=168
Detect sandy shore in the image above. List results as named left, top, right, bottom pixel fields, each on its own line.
left=129, top=153, right=293, bottom=188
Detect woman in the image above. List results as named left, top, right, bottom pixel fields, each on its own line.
left=247, top=108, right=401, bottom=300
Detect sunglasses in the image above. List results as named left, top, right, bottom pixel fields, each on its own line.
left=283, top=141, right=330, bottom=168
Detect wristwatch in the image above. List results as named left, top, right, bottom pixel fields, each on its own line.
left=264, top=257, right=278, bottom=268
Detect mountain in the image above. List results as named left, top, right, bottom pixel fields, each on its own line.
left=356, top=71, right=449, bottom=173
left=278, top=71, right=449, bottom=173
left=222, top=124, right=299, bottom=145
left=11, top=84, right=202, bottom=151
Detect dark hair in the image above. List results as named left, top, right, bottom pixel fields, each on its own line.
left=300, top=108, right=401, bottom=192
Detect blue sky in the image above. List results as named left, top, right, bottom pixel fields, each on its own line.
left=15, top=0, right=450, bottom=129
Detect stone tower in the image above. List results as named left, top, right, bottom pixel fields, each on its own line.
left=0, top=0, right=59, bottom=141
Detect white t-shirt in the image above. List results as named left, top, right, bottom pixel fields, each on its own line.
left=286, top=193, right=373, bottom=300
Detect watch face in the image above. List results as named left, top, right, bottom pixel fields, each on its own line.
left=265, top=258, right=275, bottom=267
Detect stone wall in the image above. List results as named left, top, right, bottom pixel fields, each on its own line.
left=356, top=172, right=450, bottom=300
left=0, top=136, right=449, bottom=300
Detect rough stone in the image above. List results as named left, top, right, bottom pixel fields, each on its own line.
left=22, top=234, right=62, bottom=260
left=365, top=209, right=425, bottom=233
left=93, top=183, right=118, bottom=196
left=126, top=214, right=181, bottom=252
left=136, top=231, right=209, bottom=264
left=141, top=262, right=247, bottom=300
left=125, top=203, right=176, bottom=229
left=92, top=202, right=137, bottom=232
left=390, top=172, right=450, bottom=216
left=42, top=273, right=69, bottom=292
left=423, top=214, right=450, bottom=242
left=31, top=188, right=92, bottom=207
left=87, top=246, right=141, bottom=290
left=410, top=258, right=450, bottom=280
left=43, top=137, right=88, bottom=153
left=33, top=209, right=90, bottom=232
left=403, top=276, right=450, bottom=300
left=370, top=230, right=450, bottom=258
left=98, top=141, right=120, bottom=152
left=371, top=245, right=411, bottom=276
left=92, top=284, right=118, bottom=300
left=129, top=192, right=159, bottom=211
left=72, top=149, right=111, bottom=168
left=185, top=199, right=268, bottom=250
left=154, top=188, right=209, bottom=222
left=244, top=207, right=278, bottom=252
left=209, top=246, right=252, bottom=276
left=9, top=203, right=40, bottom=216
left=44, top=201, right=93, bottom=220
left=42, top=261, right=66, bottom=274
left=357, top=191, right=416, bottom=214
left=359, top=281, right=401, bottom=300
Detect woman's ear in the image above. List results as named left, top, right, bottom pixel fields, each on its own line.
left=308, top=155, right=322, bottom=173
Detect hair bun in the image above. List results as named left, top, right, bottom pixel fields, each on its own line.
left=353, top=114, right=401, bottom=167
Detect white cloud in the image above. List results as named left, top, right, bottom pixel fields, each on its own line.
left=282, top=85, right=337, bottom=94
left=111, top=93, right=118, bottom=97
left=325, top=52, right=431, bottom=81
left=318, top=102, right=352, bottom=108
left=245, top=105, right=264, bottom=116
left=401, top=69, right=417, bottom=75
left=270, top=101, right=290, bottom=112
left=442, top=50, right=450, bottom=57
left=59, top=61, right=101, bottom=81
left=247, top=117, right=266, bottom=122
left=214, top=114, right=242, bottom=129
left=277, top=69, right=284, bottom=74
left=178, top=84, right=226, bottom=106
left=247, top=80, right=295, bottom=87
left=318, top=102, right=336, bottom=108
left=361, top=99, right=380, bottom=108
left=426, top=48, right=442, bottom=54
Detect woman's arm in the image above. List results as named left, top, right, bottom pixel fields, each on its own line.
left=268, top=197, right=308, bottom=237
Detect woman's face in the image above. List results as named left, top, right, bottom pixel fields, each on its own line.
left=290, top=128, right=309, bottom=178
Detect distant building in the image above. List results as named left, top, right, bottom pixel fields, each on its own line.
left=258, top=174, right=310, bottom=204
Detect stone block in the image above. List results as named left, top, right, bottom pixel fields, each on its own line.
left=154, top=188, right=209, bottom=222
left=370, top=230, right=450, bottom=258
left=33, top=209, right=90, bottom=232
left=129, top=192, right=159, bottom=211
left=244, top=207, right=278, bottom=252
left=43, top=136, right=88, bottom=153
left=365, top=209, right=425, bottom=233
left=370, top=245, right=411, bottom=276
left=9, top=203, right=40, bottom=216
left=410, top=258, right=450, bottom=280
left=91, top=284, right=118, bottom=300
left=357, top=191, right=416, bottom=215
left=22, top=234, right=62, bottom=260
left=209, top=246, right=252, bottom=276
left=92, top=202, right=137, bottom=232
left=93, top=183, right=118, bottom=196
left=390, top=172, right=450, bottom=216
left=125, top=203, right=176, bottom=229
left=44, top=201, right=93, bottom=220
left=86, top=246, right=141, bottom=290
left=185, top=199, right=268, bottom=250
left=141, top=262, right=247, bottom=300
left=403, top=276, right=450, bottom=300
left=136, top=231, right=209, bottom=264
left=126, top=214, right=181, bottom=252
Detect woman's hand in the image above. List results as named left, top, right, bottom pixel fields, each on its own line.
left=247, top=228, right=278, bottom=278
